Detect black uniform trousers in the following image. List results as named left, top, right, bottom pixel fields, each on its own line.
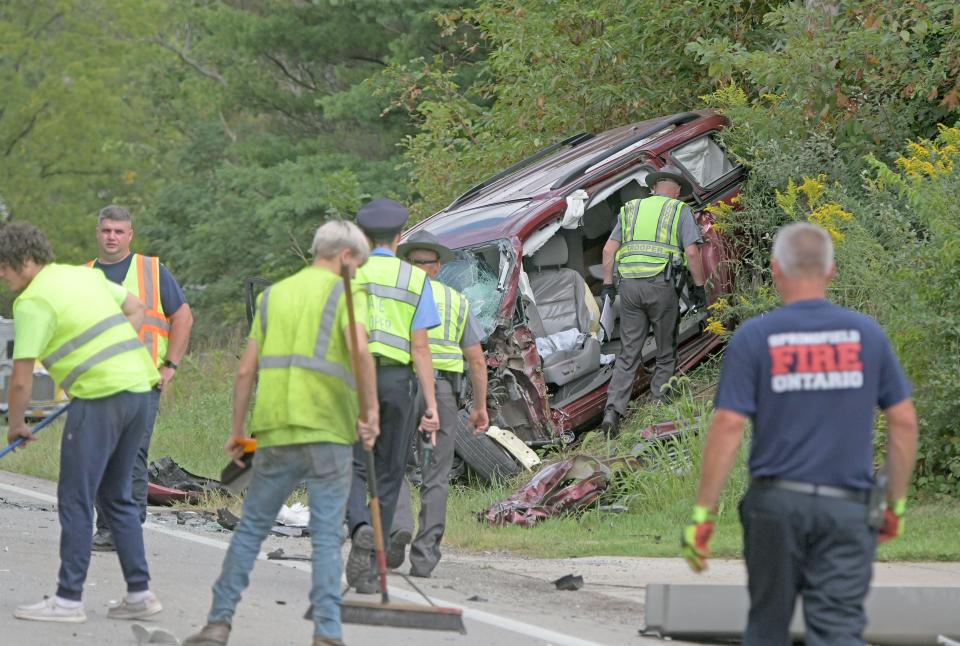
left=740, top=485, right=877, bottom=646
left=345, top=363, right=418, bottom=553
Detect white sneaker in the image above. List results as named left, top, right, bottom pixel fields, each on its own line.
left=107, top=592, right=163, bottom=620
left=14, top=597, right=87, bottom=623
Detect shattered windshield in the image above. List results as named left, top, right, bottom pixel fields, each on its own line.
left=438, top=248, right=503, bottom=339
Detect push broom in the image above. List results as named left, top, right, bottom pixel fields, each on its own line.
left=0, top=403, right=71, bottom=460
left=313, top=265, right=466, bottom=633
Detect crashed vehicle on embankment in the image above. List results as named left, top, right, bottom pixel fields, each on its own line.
left=404, top=110, right=746, bottom=482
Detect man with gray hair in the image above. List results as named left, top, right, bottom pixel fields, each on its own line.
left=184, top=220, right=379, bottom=646
left=89, top=205, right=194, bottom=551
left=681, top=222, right=918, bottom=645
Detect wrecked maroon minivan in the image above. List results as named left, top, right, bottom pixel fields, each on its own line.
left=404, top=110, right=745, bottom=481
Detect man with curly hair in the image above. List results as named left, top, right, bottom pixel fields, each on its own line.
left=0, top=222, right=163, bottom=623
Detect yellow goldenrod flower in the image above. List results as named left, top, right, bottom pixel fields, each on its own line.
left=707, top=297, right=728, bottom=313
left=798, top=174, right=826, bottom=207
left=705, top=317, right=728, bottom=336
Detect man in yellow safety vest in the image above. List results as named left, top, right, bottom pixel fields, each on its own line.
left=182, top=220, right=378, bottom=646
left=1, top=222, right=162, bottom=623
left=389, top=229, right=490, bottom=577
left=87, top=205, right=194, bottom=552
left=345, top=199, right=441, bottom=594
left=600, top=165, right=708, bottom=435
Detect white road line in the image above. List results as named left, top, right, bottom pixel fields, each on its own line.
left=0, top=480, right=601, bottom=646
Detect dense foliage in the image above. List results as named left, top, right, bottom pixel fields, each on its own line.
left=1, top=0, right=958, bottom=490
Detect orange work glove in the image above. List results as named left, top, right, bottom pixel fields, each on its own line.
left=681, top=505, right=716, bottom=573
left=877, top=498, right=906, bottom=544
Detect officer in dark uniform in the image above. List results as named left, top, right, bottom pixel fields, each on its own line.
left=346, top=199, right=441, bottom=594
left=681, top=222, right=918, bottom=646
left=600, top=165, right=707, bottom=435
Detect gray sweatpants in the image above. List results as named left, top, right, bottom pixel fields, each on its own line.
left=605, top=275, right=679, bottom=414
left=393, top=376, right=458, bottom=576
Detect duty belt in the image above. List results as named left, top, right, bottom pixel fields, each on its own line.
left=373, top=355, right=407, bottom=367
left=751, top=477, right=870, bottom=504
left=434, top=369, right=461, bottom=386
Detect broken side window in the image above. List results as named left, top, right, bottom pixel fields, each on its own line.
left=437, top=248, right=502, bottom=339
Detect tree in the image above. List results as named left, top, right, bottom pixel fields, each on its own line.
left=0, top=0, right=173, bottom=262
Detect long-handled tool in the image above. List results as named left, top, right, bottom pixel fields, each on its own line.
left=333, top=264, right=466, bottom=633
left=0, top=403, right=71, bottom=460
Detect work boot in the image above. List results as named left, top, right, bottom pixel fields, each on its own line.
left=354, top=573, right=380, bottom=595
left=14, top=597, right=86, bottom=623
left=312, top=638, right=346, bottom=646
left=600, top=408, right=620, bottom=437
left=387, top=529, right=411, bottom=569
left=345, top=524, right=374, bottom=590
left=183, top=621, right=231, bottom=646
left=106, top=591, right=163, bottom=620
left=409, top=566, right=432, bottom=579
left=91, top=528, right=116, bottom=552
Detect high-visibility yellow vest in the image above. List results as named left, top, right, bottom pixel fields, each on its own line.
left=428, top=279, right=468, bottom=373
left=615, top=195, right=685, bottom=279
left=18, top=264, right=159, bottom=399
left=250, top=266, right=358, bottom=447
left=355, top=255, right=426, bottom=365
left=87, top=254, right=170, bottom=365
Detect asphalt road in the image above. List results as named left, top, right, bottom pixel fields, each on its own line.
left=0, top=471, right=661, bottom=646
left=4, top=471, right=958, bottom=646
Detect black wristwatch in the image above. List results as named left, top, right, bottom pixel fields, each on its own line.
left=162, top=359, right=178, bottom=370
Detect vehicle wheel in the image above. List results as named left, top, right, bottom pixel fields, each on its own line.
left=453, top=411, right=521, bottom=484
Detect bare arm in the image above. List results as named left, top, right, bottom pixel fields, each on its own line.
left=884, top=399, right=918, bottom=501
left=165, top=304, right=193, bottom=364
left=121, top=293, right=146, bottom=332
left=602, top=239, right=620, bottom=284
left=684, top=243, right=706, bottom=286
left=695, top=409, right=748, bottom=509
left=6, top=359, right=36, bottom=446
left=463, top=343, right=489, bottom=433
left=410, top=328, right=439, bottom=432
left=158, top=304, right=194, bottom=389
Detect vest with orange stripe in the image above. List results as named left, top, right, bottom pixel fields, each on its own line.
left=87, top=254, right=170, bottom=366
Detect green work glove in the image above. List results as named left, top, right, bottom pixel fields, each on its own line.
left=878, top=498, right=906, bottom=544
left=681, top=505, right=716, bottom=573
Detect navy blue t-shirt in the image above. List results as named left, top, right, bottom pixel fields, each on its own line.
left=715, top=299, right=910, bottom=490
left=94, top=254, right=187, bottom=316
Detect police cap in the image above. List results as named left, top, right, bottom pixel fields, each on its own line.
left=355, top=199, right=409, bottom=238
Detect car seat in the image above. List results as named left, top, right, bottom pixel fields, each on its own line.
left=526, top=236, right=602, bottom=386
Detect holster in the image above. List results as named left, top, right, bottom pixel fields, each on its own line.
left=668, top=256, right=686, bottom=296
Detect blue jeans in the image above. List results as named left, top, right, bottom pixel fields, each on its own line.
left=208, top=443, right=353, bottom=639
left=57, top=391, right=152, bottom=600
left=96, top=387, right=161, bottom=530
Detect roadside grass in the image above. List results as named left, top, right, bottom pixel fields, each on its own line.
left=3, top=349, right=958, bottom=562
left=1, top=348, right=239, bottom=483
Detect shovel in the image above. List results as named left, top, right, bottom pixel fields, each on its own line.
left=304, top=265, right=465, bottom=633
left=0, top=403, right=71, bottom=460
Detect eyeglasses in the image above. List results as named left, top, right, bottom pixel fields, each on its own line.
left=410, top=258, right=439, bottom=266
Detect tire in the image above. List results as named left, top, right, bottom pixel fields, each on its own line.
left=453, top=411, right=521, bottom=484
